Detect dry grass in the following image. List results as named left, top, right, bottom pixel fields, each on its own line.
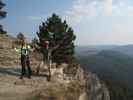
left=28, top=80, right=83, bottom=100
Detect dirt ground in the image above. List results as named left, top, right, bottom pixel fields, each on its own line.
left=0, top=65, right=49, bottom=100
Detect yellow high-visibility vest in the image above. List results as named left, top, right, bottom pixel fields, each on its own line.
left=15, top=45, right=31, bottom=56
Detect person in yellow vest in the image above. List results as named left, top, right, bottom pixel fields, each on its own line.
left=15, top=38, right=32, bottom=79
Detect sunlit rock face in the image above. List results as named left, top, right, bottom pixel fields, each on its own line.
left=75, top=66, right=110, bottom=100
left=42, top=63, right=111, bottom=100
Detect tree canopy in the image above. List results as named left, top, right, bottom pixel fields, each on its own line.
left=17, top=32, right=25, bottom=41
left=37, top=13, right=76, bottom=64
left=0, top=0, right=6, bottom=34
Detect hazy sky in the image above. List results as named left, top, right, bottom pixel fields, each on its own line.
left=2, top=0, right=133, bottom=45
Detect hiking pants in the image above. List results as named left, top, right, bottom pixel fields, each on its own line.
left=21, top=55, right=32, bottom=77
left=42, top=49, right=48, bottom=62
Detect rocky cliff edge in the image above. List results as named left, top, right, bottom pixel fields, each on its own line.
left=0, top=34, right=110, bottom=100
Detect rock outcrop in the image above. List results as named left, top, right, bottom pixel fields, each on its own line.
left=72, top=65, right=110, bottom=100
left=26, top=64, right=110, bottom=100
left=0, top=34, right=110, bottom=100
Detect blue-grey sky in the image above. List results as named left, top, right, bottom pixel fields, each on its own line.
left=2, top=0, right=133, bottom=45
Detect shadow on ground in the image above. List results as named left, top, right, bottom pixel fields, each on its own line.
left=0, top=67, right=49, bottom=79
left=0, top=67, right=21, bottom=76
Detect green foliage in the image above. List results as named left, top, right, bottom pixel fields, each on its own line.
left=0, top=0, right=6, bottom=19
left=103, top=76, right=133, bottom=100
left=0, top=25, right=6, bottom=34
left=77, top=50, right=133, bottom=100
left=14, top=32, right=25, bottom=45
left=37, top=13, right=76, bottom=64
left=0, top=0, right=6, bottom=34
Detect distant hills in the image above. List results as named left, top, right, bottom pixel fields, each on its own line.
left=75, top=45, right=133, bottom=89
left=75, top=45, right=117, bottom=57
left=75, top=44, right=133, bottom=57
left=111, top=44, right=133, bottom=57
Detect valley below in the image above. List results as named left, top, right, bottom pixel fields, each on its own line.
left=75, top=45, right=133, bottom=100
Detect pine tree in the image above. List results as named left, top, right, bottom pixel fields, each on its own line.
left=17, top=32, right=25, bottom=40
left=37, top=13, right=76, bottom=64
left=15, top=32, right=25, bottom=45
left=0, top=0, right=6, bottom=34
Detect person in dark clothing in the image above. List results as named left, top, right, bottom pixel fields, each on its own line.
left=21, top=54, right=31, bottom=79
left=42, top=40, right=49, bottom=63
left=15, top=39, right=32, bottom=79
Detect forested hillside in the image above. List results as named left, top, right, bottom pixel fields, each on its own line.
left=76, top=49, right=133, bottom=100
